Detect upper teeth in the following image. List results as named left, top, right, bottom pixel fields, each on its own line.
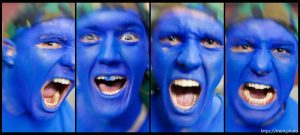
left=53, top=78, right=71, bottom=85
left=246, top=83, right=271, bottom=90
left=96, top=76, right=124, bottom=81
left=173, top=79, right=199, bottom=87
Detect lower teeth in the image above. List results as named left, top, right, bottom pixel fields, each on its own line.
left=102, top=89, right=121, bottom=95
left=243, top=89, right=274, bottom=106
left=44, top=91, right=60, bottom=107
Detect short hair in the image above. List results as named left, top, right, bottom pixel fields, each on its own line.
left=225, top=3, right=298, bottom=39
left=4, top=3, right=75, bottom=38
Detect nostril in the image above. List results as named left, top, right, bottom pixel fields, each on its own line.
left=251, top=68, right=270, bottom=77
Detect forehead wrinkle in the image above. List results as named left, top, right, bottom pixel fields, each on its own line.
left=79, top=14, right=143, bottom=32
left=159, top=7, right=222, bottom=38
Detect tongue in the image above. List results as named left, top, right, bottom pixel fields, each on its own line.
left=99, top=81, right=122, bottom=92
left=43, top=86, right=56, bottom=98
left=250, top=89, right=267, bottom=99
left=176, top=92, right=194, bottom=106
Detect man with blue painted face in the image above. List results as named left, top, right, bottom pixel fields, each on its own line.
left=151, top=3, right=224, bottom=132
left=76, top=3, right=149, bottom=132
left=225, top=3, right=298, bottom=132
left=2, top=3, right=75, bottom=132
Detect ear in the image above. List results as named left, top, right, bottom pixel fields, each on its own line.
left=2, top=38, right=16, bottom=66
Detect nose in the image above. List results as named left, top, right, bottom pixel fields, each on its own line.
left=98, top=34, right=121, bottom=65
left=176, top=40, right=201, bottom=72
left=60, top=48, right=75, bottom=70
left=250, top=50, right=272, bottom=76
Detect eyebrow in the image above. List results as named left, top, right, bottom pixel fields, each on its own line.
left=270, top=40, right=296, bottom=48
left=201, top=32, right=223, bottom=43
left=39, top=34, right=68, bottom=41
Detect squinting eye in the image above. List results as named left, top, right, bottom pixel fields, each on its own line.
left=81, top=33, right=100, bottom=43
left=120, top=33, right=139, bottom=42
left=160, top=35, right=181, bottom=46
left=231, top=44, right=254, bottom=52
left=36, top=42, right=62, bottom=49
left=201, top=39, right=222, bottom=48
left=273, top=48, right=289, bottom=54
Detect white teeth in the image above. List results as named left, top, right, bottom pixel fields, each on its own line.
left=173, top=79, right=199, bottom=87
left=246, top=83, right=271, bottom=90
left=44, top=91, right=60, bottom=107
left=96, top=76, right=125, bottom=81
left=102, top=89, right=121, bottom=95
left=53, top=78, right=70, bottom=85
left=97, top=76, right=105, bottom=80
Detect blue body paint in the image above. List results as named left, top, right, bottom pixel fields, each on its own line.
left=76, top=9, right=149, bottom=132
left=225, top=18, right=298, bottom=131
left=2, top=18, right=75, bottom=132
left=151, top=7, right=224, bottom=132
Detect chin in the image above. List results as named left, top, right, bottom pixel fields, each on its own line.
left=30, top=98, right=56, bottom=121
left=233, top=96, right=282, bottom=126
left=90, top=80, right=133, bottom=119
left=169, top=114, right=198, bottom=127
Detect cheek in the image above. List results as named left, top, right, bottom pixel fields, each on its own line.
left=152, top=43, right=177, bottom=78
left=273, top=57, right=298, bottom=100
left=202, top=51, right=224, bottom=88
left=120, top=44, right=147, bottom=74
left=77, top=44, right=99, bottom=72
left=226, top=52, right=252, bottom=97
left=227, top=53, right=251, bottom=79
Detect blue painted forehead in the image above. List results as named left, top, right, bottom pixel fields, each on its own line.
left=76, top=3, right=149, bottom=30
left=151, top=3, right=224, bottom=31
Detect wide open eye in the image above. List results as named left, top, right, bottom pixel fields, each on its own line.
left=160, top=35, right=181, bottom=46
left=36, top=42, right=62, bottom=49
left=200, top=39, right=222, bottom=48
left=81, top=33, right=100, bottom=43
left=231, top=44, right=254, bottom=52
left=120, top=32, right=139, bottom=42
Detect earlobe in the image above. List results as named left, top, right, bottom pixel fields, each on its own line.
left=2, top=38, right=16, bottom=66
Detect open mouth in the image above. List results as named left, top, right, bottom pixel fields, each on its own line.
left=94, top=75, right=127, bottom=95
left=170, top=79, right=201, bottom=110
left=239, top=82, right=276, bottom=106
left=41, top=78, right=72, bottom=108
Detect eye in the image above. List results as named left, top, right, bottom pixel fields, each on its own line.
left=160, top=35, right=181, bottom=46
left=231, top=44, right=254, bottom=52
left=36, top=42, right=62, bottom=49
left=81, top=33, right=100, bottom=43
left=201, top=39, right=222, bottom=48
left=120, top=33, right=139, bottom=42
left=273, top=48, right=289, bottom=54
